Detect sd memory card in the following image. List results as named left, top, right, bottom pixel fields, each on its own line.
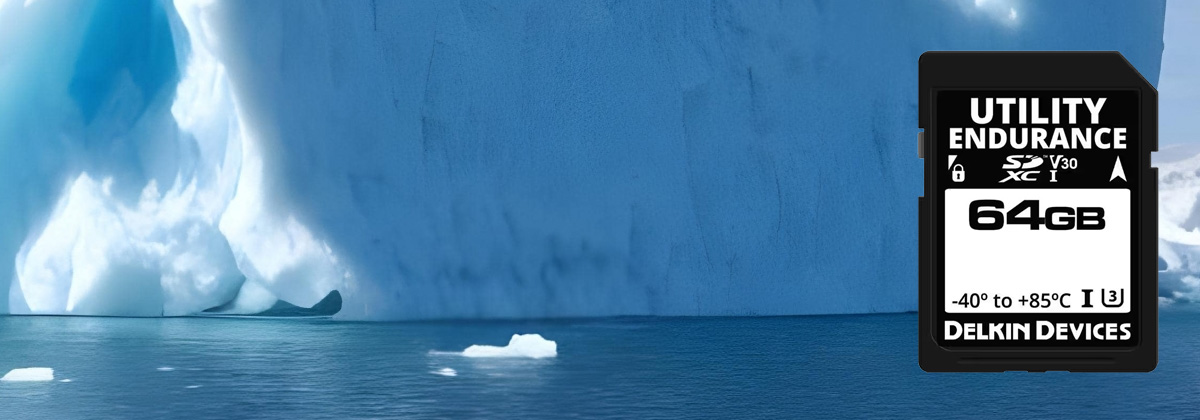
left=919, top=52, right=1157, bottom=372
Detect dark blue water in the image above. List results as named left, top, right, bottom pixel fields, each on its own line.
left=1, top=312, right=1196, bottom=418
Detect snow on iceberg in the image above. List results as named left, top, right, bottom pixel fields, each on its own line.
left=1, top=367, right=54, bottom=382
left=461, top=334, right=557, bottom=359
left=16, top=174, right=244, bottom=316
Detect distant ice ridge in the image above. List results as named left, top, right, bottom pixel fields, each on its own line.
left=462, top=334, right=558, bottom=359
left=1, top=367, right=54, bottom=382
left=0, top=0, right=348, bottom=315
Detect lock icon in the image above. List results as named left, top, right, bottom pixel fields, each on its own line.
left=951, top=164, right=965, bottom=182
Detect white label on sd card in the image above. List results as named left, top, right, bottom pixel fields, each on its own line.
left=944, top=188, right=1130, bottom=313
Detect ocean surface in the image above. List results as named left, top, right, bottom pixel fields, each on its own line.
left=1, top=312, right=1197, bottom=419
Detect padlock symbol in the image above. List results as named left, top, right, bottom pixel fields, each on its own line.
left=951, top=164, right=965, bottom=182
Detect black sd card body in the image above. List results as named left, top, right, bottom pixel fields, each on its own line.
left=919, top=52, right=1157, bottom=372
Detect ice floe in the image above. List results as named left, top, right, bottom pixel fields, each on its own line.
left=462, top=334, right=557, bottom=359
left=1, top=367, right=54, bottom=382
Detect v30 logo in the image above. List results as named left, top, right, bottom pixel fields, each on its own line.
left=1000, top=155, right=1044, bottom=183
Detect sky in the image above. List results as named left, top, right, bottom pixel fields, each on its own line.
left=1160, top=0, right=1200, bottom=146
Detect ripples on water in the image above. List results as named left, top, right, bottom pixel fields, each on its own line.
left=1, top=313, right=1197, bottom=418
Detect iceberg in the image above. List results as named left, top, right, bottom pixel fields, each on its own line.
left=1154, top=148, right=1200, bottom=305
left=462, top=334, right=558, bottom=359
left=1, top=367, right=54, bottom=382
left=0, top=0, right=1166, bottom=318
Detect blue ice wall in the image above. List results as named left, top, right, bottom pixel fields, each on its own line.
left=0, top=0, right=1166, bottom=319
left=208, top=0, right=1165, bottom=318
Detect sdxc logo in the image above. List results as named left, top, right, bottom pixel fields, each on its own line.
left=1000, top=155, right=1044, bottom=183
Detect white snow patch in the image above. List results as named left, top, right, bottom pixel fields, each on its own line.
left=952, top=0, right=1020, bottom=26
left=432, top=367, right=457, bottom=377
left=461, top=334, right=557, bottom=359
left=1, top=367, right=54, bottom=382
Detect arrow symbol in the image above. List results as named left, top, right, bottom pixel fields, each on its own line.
left=1110, top=157, right=1126, bottom=182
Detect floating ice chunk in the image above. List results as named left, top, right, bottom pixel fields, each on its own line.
left=1, top=367, right=54, bottom=382
left=157, top=367, right=175, bottom=372
left=59, top=379, right=72, bottom=383
left=462, top=334, right=557, bottom=359
left=432, top=368, right=457, bottom=377
left=186, top=385, right=202, bottom=389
